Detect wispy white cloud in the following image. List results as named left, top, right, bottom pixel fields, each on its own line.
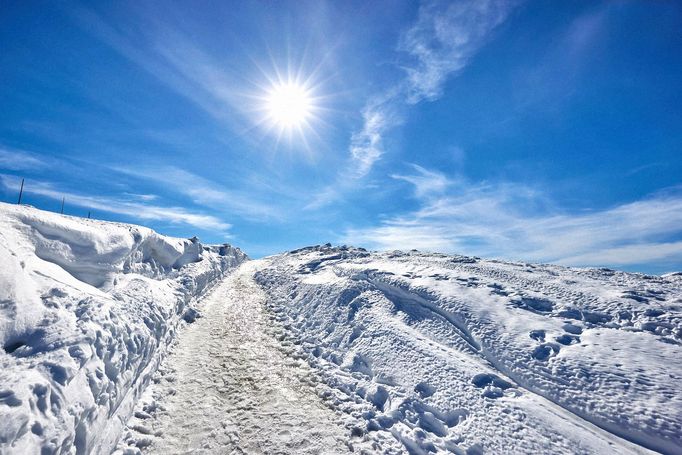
left=71, top=7, right=246, bottom=128
left=392, top=163, right=451, bottom=198
left=0, top=174, right=230, bottom=231
left=624, top=162, right=665, bottom=177
left=322, top=0, right=518, bottom=206
left=558, top=241, right=682, bottom=267
left=307, top=91, right=400, bottom=209
left=0, top=148, right=49, bottom=171
left=0, top=144, right=282, bottom=226
left=349, top=107, right=388, bottom=179
left=509, top=5, right=608, bottom=115
left=76, top=1, right=519, bottom=212
left=123, top=193, right=159, bottom=202
left=72, top=7, right=331, bottom=218
left=399, top=0, right=517, bottom=104
left=114, top=166, right=283, bottom=221
left=342, top=166, right=682, bottom=269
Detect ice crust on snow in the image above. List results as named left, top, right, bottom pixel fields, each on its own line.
left=255, top=245, right=682, bottom=454
left=0, top=203, right=247, bottom=454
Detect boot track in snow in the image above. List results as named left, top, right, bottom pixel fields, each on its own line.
left=117, top=261, right=351, bottom=454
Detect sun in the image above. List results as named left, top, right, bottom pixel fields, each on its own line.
left=250, top=66, right=327, bottom=149
left=265, top=82, right=313, bottom=129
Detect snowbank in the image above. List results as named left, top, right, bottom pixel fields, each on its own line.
left=0, top=202, right=247, bottom=454
left=256, top=245, right=682, bottom=454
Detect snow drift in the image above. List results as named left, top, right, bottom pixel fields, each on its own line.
left=255, top=245, right=682, bottom=454
left=0, top=202, right=247, bottom=454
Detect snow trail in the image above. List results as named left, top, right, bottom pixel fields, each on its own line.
left=119, top=261, right=351, bottom=454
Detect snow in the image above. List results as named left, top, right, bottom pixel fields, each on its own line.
left=116, top=261, right=353, bottom=454
left=254, top=245, right=682, bottom=454
left=2, top=202, right=681, bottom=454
left=0, top=202, right=247, bottom=454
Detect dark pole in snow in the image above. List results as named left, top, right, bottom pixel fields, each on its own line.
left=87, top=211, right=91, bottom=219
left=17, top=178, right=24, bottom=204
left=60, top=197, right=65, bottom=214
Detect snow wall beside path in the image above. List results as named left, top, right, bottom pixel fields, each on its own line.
left=0, top=202, right=247, bottom=454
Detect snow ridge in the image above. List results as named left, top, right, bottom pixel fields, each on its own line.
left=0, top=203, right=247, bottom=454
left=255, top=245, right=682, bottom=455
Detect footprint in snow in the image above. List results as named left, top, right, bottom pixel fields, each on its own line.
left=562, top=323, right=583, bottom=334
left=414, top=382, right=436, bottom=398
left=529, top=329, right=546, bottom=342
left=555, top=334, right=580, bottom=345
left=531, top=343, right=561, bottom=361
left=471, top=373, right=514, bottom=399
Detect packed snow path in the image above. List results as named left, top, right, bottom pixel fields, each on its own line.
left=112, top=246, right=681, bottom=454
left=118, top=261, right=351, bottom=454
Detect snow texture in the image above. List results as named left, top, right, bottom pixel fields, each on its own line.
left=0, top=203, right=247, bottom=454
left=116, top=261, right=353, bottom=454
left=2, top=201, right=681, bottom=455
left=254, top=245, right=682, bottom=454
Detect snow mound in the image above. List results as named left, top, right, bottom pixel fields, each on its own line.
left=256, top=245, right=682, bottom=455
left=0, top=202, right=247, bottom=454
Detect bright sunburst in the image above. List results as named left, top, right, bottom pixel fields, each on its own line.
left=250, top=63, right=329, bottom=151
left=265, top=82, right=313, bottom=129
left=251, top=70, right=325, bottom=150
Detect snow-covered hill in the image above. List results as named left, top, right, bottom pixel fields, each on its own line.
left=2, top=203, right=680, bottom=455
left=255, top=245, right=682, bottom=454
left=0, top=203, right=247, bottom=454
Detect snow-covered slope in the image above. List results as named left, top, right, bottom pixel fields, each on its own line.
left=255, top=245, right=682, bottom=455
left=2, top=202, right=680, bottom=455
left=0, top=203, right=247, bottom=454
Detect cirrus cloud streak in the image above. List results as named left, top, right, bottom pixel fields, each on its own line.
left=342, top=166, right=682, bottom=269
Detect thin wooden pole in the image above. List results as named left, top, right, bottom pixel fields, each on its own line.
left=60, top=197, right=65, bottom=214
left=17, top=178, right=24, bottom=204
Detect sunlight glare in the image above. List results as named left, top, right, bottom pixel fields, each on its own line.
left=266, top=82, right=313, bottom=129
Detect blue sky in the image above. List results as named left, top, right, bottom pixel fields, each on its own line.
left=1, top=0, right=682, bottom=273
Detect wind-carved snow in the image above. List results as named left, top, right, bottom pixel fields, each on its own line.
left=0, top=203, right=246, bottom=454
left=116, top=261, right=353, bottom=454
left=254, top=245, right=682, bottom=455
